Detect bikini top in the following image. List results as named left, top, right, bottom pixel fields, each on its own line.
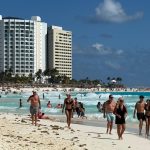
left=65, top=99, right=73, bottom=105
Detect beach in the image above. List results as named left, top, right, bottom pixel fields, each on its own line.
left=0, top=113, right=150, bottom=150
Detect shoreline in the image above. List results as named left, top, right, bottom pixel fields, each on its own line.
left=1, top=86, right=150, bottom=94
left=49, top=114, right=141, bottom=134
left=0, top=112, right=150, bottom=150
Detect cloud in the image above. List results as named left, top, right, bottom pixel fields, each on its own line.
left=105, top=60, right=121, bottom=70
left=92, top=42, right=124, bottom=55
left=116, top=49, right=123, bottom=55
left=89, top=0, right=143, bottom=23
left=92, top=43, right=112, bottom=55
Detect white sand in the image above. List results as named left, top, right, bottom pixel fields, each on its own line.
left=0, top=113, right=150, bottom=150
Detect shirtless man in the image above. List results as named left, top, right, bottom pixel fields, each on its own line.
left=27, top=91, right=41, bottom=126
left=133, top=95, right=146, bottom=135
left=103, top=95, right=116, bottom=134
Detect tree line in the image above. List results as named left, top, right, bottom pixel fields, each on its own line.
left=0, top=68, right=124, bottom=88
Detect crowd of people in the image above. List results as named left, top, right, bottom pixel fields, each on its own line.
left=27, top=91, right=150, bottom=139
left=101, top=94, right=150, bottom=139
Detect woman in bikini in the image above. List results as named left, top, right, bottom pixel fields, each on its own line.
left=62, top=94, right=74, bottom=129
left=145, top=99, right=150, bottom=137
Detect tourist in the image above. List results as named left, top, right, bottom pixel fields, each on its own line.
left=114, top=97, right=127, bottom=140
left=62, top=94, right=74, bottom=129
left=43, top=93, right=45, bottom=99
left=47, top=101, right=52, bottom=108
left=145, top=99, right=150, bottom=137
left=55, top=103, right=62, bottom=109
left=73, top=97, right=79, bottom=117
left=133, top=95, right=146, bottom=135
left=103, top=94, right=116, bottom=134
left=19, top=98, right=22, bottom=108
left=79, top=103, right=87, bottom=119
left=76, top=102, right=80, bottom=117
left=97, top=102, right=103, bottom=112
left=27, top=91, right=41, bottom=126
left=38, top=110, right=50, bottom=119
left=59, top=94, right=61, bottom=99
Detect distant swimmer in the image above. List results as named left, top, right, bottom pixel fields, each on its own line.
left=47, top=101, right=52, bottom=108
left=19, top=98, right=22, bottom=108
left=56, top=103, right=62, bottom=109
left=59, top=94, right=61, bottom=99
left=43, top=93, right=45, bottom=100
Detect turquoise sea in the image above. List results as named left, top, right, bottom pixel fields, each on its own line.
left=0, top=91, right=150, bottom=123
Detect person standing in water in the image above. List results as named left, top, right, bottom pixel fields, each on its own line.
left=27, top=91, right=41, bottom=126
left=19, top=99, right=22, bottom=108
left=43, top=93, right=45, bottom=100
left=133, top=95, right=146, bottom=135
left=62, top=94, right=74, bottom=129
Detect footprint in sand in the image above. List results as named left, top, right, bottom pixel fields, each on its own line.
left=97, top=134, right=101, bottom=137
left=79, top=144, right=87, bottom=147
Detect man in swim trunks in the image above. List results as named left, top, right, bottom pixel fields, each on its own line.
left=103, top=94, right=116, bottom=134
left=133, top=95, right=146, bottom=135
left=27, top=91, right=41, bottom=126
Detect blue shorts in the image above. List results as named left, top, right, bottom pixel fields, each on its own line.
left=30, top=106, right=38, bottom=115
left=106, top=112, right=114, bottom=122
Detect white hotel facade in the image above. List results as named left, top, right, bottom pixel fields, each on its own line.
left=47, top=26, right=72, bottom=79
left=0, top=15, right=47, bottom=76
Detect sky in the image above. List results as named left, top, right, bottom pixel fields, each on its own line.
left=1, top=0, right=150, bottom=87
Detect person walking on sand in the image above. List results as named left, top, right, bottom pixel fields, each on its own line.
left=62, top=94, right=74, bottom=129
left=27, top=91, right=41, bottom=126
left=114, top=97, right=127, bottom=140
left=103, top=94, right=116, bottom=134
left=133, top=95, right=146, bottom=135
left=145, top=99, right=150, bottom=137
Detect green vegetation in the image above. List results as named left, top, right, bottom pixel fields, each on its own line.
left=0, top=68, right=125, bottom=88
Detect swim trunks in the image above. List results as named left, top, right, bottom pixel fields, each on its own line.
left=137, top=112, right=145, bottom=121
left=106, top=112, right=114, bottom=122
left=30, top=106, right=39, bottom=115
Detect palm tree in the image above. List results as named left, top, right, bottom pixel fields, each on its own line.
left=50, top=68, right=59, bottom=83
left=116, top=77, right=122, bottom=87
left=43, top=68, right=51, bottom=76
left=107, top=77, right=111, bottom=83
left=35, top=69, right=43, bottom=82
left=116, top=77, right=122, bottom=84
left=62, top=75, right=70, bottom=84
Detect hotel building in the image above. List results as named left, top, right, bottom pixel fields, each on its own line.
left=47, top=26, right=72, bottom=79
left=0, top=15, right=47, bottom=76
